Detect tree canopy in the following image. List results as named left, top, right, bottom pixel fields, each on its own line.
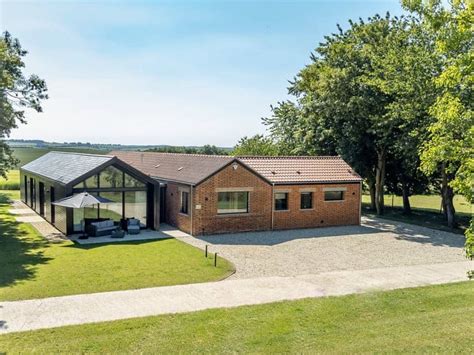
left=232, top=135, right=280, bottom=156
left=1, top=31, right=48, bottom=178
left=263, top=13, right=438, bottom=215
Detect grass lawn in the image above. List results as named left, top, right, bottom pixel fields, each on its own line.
left=1, top=282, right=473, bottom=353
left=0, top=170, right=20, bottom=190
left=362, top=194, right=472, bottom=214
left=362, top=194, right=472, bottom=234
left=0, top=190, right=234, bottom=301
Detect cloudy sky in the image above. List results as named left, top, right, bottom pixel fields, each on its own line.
left=2, top=0, right=404, bottom=147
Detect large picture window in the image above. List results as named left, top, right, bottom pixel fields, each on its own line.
left=99, top=166, right=123, bottom=188
left=274, top=192, right=288, bottom=211
left=99, top=192, right=123, bottom=222
left=300, top=192, right=313, bottom=209
left=324, top=190, right=344, bottom=201
left=125, top=191, right=147, bottom=227
left=217, top=191, right=249, bottom=214
left=71, top=164, right=150, bottom=229
left=180, top=191, right=189, bottom=214
left=124, top=173, right=146, bottom=188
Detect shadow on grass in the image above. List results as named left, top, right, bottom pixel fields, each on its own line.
left=64, top=237, right=173, bottom=250
left=362, top=204, right=470, bottom=235
left=0, top=192, right=52, bottom=288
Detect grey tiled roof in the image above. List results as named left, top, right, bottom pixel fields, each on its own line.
left=21, top=152, right=113, bottom=185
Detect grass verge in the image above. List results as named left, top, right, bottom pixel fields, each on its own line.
left=0, top=282, right=473, bottom=353
left=0, top=190, right=234, bottom=301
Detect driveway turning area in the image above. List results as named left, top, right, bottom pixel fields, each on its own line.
left=177, top=217, right=467, bottom=279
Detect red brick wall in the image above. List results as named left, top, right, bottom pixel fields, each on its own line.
left=272, top=183, right=361, bottom=230
left=192, top=162, right=272, bottom=235
left=163, top=164, right=361, bottom=235
left=165, top=182, right=192, bottom=234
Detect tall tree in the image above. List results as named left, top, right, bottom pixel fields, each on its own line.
left=0, top=31, right=48, bottom=178
left=233, top=134, right=280, bottom=156
left=264, top=14, right=437, bottom=215
left=403, top=0, right=473, bottom=229
left=402, top=0, right=473, bottom=268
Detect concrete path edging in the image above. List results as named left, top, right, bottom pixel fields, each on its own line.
left=1, top=260, right=472, bottom=334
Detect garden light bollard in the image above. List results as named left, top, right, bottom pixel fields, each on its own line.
left=214, top=253, right=217, bottom=267
left=205, top=244, right=208, bottom=258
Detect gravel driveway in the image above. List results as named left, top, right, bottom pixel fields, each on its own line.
left=179, top=217, right=466, bottom=279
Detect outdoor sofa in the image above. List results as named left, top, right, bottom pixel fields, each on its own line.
left=86, top=219, right=120, bottom=237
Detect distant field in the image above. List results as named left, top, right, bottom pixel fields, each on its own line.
left=11, top=147, right=108, bottom=167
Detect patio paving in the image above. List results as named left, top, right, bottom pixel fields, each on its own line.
left=69, top=229, right=172, bottom=245
left=10, top=200, right=67, bottom=242
left=8, top=200, right=180, bottom=245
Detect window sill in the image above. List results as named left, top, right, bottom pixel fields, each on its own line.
left=216, top=213, right=250, bottom=217
left=274, top=209, right=290, bottom=212
left=299, top=208, right=314, bottom=211
left=324, top=200, right=345, bottom=203
left=178, top=212, right=190, bottom=217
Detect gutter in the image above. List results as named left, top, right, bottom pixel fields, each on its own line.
left=190, top=183, right=194, bottom=236
left=271, top=183, right=275, bottom=230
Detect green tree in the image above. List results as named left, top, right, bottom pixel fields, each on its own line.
left=402, top=0, right=473, bottom=268
left=265, top=14, right=437, bottom=215
left=199, top=144, right=228, bottom=155
left=0, top=31, right=48, bottom=178
left=233, top=135, right=280, bottom=156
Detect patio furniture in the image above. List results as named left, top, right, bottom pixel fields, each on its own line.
left=127, top=218, right=141, bottom=235
left=52, top=192, right=114, bottom=238
left=86, top=219, right=120, bottom=237
left=111, top=229, right=125, bottom=238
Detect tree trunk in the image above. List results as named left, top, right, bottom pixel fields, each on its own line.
left=441, top=165, right=456, bottom=228
left=402, top=182, right=411, bottom=215
left=375, top=150, right=386, bottom=215
left=368, top=179, right=376, bottom=211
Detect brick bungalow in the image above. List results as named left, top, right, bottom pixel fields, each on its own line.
left=111, top=151, right=362, bottom=235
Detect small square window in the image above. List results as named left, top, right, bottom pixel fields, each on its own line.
left=324, top=190, right=344, bottom=201
left=300, top=192, right=313, bottom=209
left=180, top=191, right=189, bottom=214
left=275, top=192, right=288, bottom=210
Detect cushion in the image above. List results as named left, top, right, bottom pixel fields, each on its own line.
left=129, top=219, right=139, bottom=226
left=105, top=220, right=114, bottom=227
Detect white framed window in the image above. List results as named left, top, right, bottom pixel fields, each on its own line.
left=217, top=191, right=249, bottom=214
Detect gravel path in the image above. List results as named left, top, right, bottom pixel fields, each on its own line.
left=2, top=261, right=471, bottom=334
left=176, top=217, right=466, bottom=279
